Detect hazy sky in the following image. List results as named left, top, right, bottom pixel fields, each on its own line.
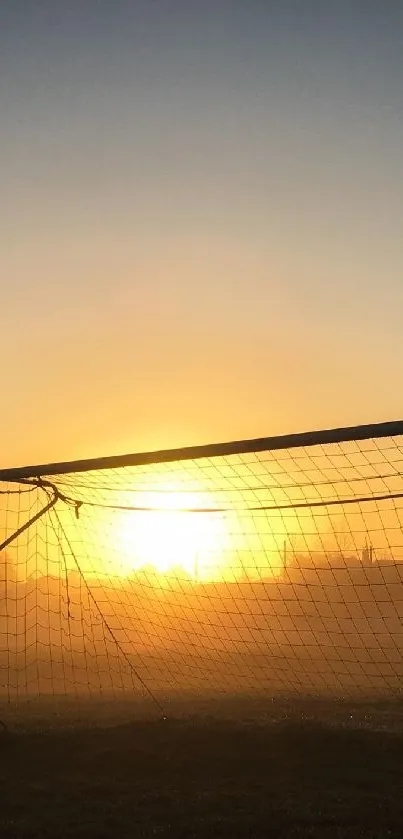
left=2, top=1, right=403, bottom=467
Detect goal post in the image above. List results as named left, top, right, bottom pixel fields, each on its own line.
left=1, top=419, right=403, bottom=709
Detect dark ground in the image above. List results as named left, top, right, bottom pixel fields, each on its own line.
left=1, top=700, right=403, bottom=838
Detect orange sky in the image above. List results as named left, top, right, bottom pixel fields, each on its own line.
left=2, top=2, right=403, bottom=469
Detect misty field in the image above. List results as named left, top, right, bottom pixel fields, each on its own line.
left=1, top=700, right=403, bottom=838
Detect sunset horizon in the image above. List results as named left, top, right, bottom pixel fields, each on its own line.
left=3, top=5, right=403, bottom=835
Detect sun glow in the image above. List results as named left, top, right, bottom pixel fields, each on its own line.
left=110, top=485, right=230, bottom=581
left=71, top=480, right=303, bottom=584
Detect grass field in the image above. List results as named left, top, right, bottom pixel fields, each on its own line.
left=1, top=700, right=403, bottom=838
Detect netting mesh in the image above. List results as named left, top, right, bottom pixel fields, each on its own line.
left=2, top=427, right=403, bottom=706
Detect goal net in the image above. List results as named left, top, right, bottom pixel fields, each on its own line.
left=1, top=420, right=403, bottom=709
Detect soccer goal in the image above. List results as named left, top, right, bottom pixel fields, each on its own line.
left=1, top=420, right=403, bottom=711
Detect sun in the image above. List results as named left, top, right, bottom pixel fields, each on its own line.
left=110, top=485, right=229, bottom=581
left=86, top=480, right=301, bottom=583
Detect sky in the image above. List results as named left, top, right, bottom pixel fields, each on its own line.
left=2, top=1, right=403, bottom=468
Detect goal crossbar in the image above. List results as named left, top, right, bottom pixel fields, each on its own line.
left=0, top=419, right=402, bottom=481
